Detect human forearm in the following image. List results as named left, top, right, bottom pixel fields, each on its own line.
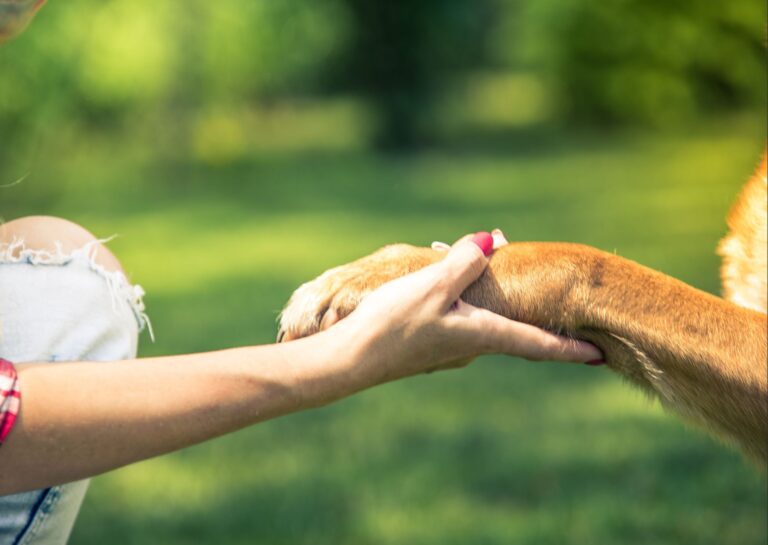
left=0, top=329, right=365, bottom=495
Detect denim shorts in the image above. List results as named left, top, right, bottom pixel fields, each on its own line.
left=0, top=239, right=148, bottom=545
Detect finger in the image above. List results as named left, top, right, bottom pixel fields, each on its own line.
left=440, top=356, right=474, bottom=370
left=437, top=231, right=504, bottom=253
left=491, top=229, right=508, bottom=249
left=435, top=233, right=493, bottom=303
left=447, top=301, right=604, bottom=363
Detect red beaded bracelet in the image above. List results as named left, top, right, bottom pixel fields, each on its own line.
left=0, top=358, right=20, bottom=445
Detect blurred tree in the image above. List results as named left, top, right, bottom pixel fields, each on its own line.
left=1, top=0, right=764, bottom=175
left=0, top=0, right=349, bottom=168
left=502, top=0, right=767, bottom=127
left=336, top=0, right=494, bottom=149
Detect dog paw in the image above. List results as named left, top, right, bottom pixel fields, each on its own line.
left=277, top=244, right=437, bottom=342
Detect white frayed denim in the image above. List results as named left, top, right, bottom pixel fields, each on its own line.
left=0, top=239, right=149, bottom=545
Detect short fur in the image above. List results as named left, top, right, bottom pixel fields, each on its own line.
left=279, top=157, right=768, bottom=464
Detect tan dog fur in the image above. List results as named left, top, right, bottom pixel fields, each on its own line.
left=279, top=157, right=768, bottom=464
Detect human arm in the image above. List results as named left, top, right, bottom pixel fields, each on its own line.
left=0, top=235, right=600, bottom=495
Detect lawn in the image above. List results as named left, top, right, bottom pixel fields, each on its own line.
left=4, top=115, right=766, bottom=544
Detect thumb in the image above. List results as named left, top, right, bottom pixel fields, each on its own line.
left=437, top=232, right=494, bottom=304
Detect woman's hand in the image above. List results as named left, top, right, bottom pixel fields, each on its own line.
left=0, top=0, right=45, bottom=43
left=323, top=231, right=603, bottom=388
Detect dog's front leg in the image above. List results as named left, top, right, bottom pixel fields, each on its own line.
left=468, top=242, right=768, bottom=463
left=279, top=241, right=768, bottom=462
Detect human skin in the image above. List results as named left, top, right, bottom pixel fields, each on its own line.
left=0, top=217, right=600, bottom=495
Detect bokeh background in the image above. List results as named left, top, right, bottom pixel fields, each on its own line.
left=1, top=0, right=767, bottom=543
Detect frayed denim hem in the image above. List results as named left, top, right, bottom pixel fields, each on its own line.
left=0, top=237, right=153, bottom=341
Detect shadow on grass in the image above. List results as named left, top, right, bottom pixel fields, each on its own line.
left=74, top=407, right=766, bottom=545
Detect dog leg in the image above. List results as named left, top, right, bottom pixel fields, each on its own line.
left=279, top=242, right=768, bottom=463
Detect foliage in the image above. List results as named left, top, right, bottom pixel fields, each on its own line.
left=0, top=0, right=765, bottom=157
left=503, top=0, right=767, bottom=126
left=334, top=0, right=494, bottom=149
left=0, top=0, right=348, bottom=163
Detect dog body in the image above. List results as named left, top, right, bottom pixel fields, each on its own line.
left=719, top=157, right=767, bottom=314
left=279, top=158, right=768, bottom=463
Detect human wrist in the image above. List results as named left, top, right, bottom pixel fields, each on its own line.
left=280, top=321, right=383, bottom=410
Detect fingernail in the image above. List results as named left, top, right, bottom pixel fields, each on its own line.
left=472, top=231, right=493, bottom=256
left=585, top=359, right=606, bottom=366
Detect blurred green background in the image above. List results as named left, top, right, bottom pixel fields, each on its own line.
left=1, top=0, right=766, bottom=543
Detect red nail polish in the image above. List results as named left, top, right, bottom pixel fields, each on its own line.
left=472, top=232, right=493, bottom=256
left=585, top=359, right=606, bottom=366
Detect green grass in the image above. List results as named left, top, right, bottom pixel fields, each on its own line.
left=4, top=115, right=766, bottom=544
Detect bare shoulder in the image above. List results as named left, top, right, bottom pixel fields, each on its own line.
left=0, top=216, right=124, bottom=274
